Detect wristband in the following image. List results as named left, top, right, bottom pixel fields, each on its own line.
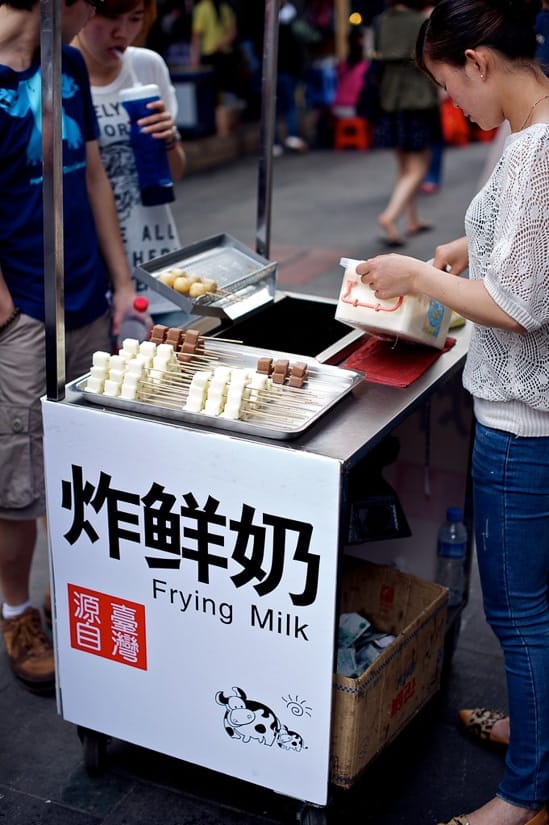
left=165, top=126, right=182, bottom=151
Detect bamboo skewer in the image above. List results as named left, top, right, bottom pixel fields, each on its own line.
left=177, top=351, right=242, bottom=365
left=202, top=336, right=243, bottom=344
left=138, top=384, right=308, bottom=424
left=194, top=287, right=251, bottom=303
left=241, top=407, right=307, bottom=422
left=141, top=378, right=319, bottom=413
left=141, top=360, right=327, bottom=407
left=88, top=323, right=356, bottom=432
left=140, top=370, right=319, bottom=415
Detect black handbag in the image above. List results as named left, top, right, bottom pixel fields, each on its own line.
left=357, top=59, right=384, bottom=121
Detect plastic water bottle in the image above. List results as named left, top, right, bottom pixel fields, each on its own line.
left=436, top=506, right=468, bottom=607
left=117, top=296, right=150, bottom=350
left=119, top=83, right=174, bottom=206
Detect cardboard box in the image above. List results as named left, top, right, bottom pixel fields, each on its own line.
left=330, top=559, right=447, bottom=788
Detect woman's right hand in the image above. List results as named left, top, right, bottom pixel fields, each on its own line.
left=433, top=236, right=469, bottom=276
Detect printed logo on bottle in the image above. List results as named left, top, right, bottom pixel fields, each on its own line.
left=68, top=583, right=147, bottom=670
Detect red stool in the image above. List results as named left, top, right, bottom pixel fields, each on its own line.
left=334, top=117, right=371, bottom=151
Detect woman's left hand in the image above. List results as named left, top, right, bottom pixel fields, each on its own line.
left=138, top=100, right=175, bottom=141
left=110, top=282, right=137, bottom=338
left=356, top=254, right=421, bottom=299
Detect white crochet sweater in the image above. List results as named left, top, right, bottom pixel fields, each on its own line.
left=463, top=123, right=549, bottom=436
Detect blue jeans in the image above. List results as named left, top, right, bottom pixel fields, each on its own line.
left=276, top=72, right=299, bottom=140
left=472, top=422, right=549, bottom=808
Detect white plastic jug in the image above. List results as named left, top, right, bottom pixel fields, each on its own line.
left=335, top=258, right=451, bottom=349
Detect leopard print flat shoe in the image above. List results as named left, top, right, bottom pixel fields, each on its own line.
left=438, top=807, right=548, bottom=825
left=437, top=818, right=470, bottom=825
left=458, top=707, right=509, bottom=746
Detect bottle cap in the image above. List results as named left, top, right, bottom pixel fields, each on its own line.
left=447, top=506, right=463, bottom=522
left=133, top=296, right=149, bottom=313
left=119, top=84, right=160, bottom=103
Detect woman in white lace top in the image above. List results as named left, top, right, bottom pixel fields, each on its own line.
left=357, top=1, right=549, bottom=825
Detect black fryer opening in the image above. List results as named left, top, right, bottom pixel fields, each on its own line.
left=219, top=296, right=352, bottom=356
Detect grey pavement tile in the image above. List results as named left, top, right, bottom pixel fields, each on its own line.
left=100, top=784, right=279, bottom=825
left=0, top=789, right=101, bottom=824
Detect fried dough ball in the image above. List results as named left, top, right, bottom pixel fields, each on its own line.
left=189, top=282, right=209, bottom=298
left=201, top=278, right=218, bottom=293
left=174, top=276, right=191, bottom=293
left=158, top=270, right=177, bottom=287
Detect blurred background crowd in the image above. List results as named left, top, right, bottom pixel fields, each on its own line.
left=142, top=0, right=507, bottom=160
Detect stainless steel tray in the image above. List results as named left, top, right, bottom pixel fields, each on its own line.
left=133, top=233, right=277, bottom=322
left=68, top=341, right=364, bottom=441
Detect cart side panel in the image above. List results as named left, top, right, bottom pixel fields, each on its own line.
left=42, top=399, right=342, bottom=806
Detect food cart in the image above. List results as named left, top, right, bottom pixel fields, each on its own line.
left=42, top=297, right=471, bottom=824
left=39, top=2, right=473, bottom=823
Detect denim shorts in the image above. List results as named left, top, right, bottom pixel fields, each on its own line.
left=472, top=421, right=549, bottom=807
left=0, top=311, right=111, bottom=519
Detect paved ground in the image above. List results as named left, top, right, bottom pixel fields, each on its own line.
left=173, top=140, right=487, bottom=299
left=0, top=139, right=510, bottom=825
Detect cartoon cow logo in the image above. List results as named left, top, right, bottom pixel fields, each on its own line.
left=215, top=686, right=306, bottom=752
left=276, top=724, right=305, bottom=752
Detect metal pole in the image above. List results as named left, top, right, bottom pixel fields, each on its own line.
left=41, top=0, right=65, bottom=401
left=256, top=0, right=280, bottom=260
left=334, top=0, right=350, bottom=61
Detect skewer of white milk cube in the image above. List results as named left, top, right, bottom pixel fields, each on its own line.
left=184, top=370, right=212, bottom=412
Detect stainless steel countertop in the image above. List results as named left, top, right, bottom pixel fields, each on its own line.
left=56, top=323, right=471, bottom=471
left=294, top=323, right=471, bottom=465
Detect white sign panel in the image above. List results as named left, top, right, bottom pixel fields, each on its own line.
left=42, top=400, right=341, bottom=805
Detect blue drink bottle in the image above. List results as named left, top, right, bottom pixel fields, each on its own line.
left=119, top=83, right=175, bottom=206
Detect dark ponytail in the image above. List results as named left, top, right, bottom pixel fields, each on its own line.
left=416, top=0, right=540, bottom=70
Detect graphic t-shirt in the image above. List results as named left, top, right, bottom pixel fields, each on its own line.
left=0, top=45, right=109, bottom=329
left=90, top=47, right=181, bottom=314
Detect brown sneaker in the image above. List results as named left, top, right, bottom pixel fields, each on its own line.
left=1, top=607, right=55, bottom=694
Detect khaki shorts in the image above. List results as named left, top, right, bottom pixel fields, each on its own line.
left=0, top=311, right=111, bottom=520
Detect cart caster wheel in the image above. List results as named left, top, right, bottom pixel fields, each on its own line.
left=296, top=803, right=328, bottom=825
left=77, top=726, right=109, bottom=776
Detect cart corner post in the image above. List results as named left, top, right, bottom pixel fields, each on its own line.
left=41, top=0, right=66, bottom=401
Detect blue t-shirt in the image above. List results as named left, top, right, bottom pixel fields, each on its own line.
left=0, top=45, right=109, bottom=329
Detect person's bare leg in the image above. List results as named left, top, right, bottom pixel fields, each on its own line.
left=492, top=715, right=511, bottom=742
left=405, top=149, right=432, bottom=233
left=378, top=150, right=430, bottom=241
left=378, top=149, right=407, bottom=243
left=0, top=517, right=54, bottom=693
left=0, top=518, right=36, bottom=606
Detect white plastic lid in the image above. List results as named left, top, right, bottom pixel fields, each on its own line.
left=119, top=83, right=160, bottom=102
